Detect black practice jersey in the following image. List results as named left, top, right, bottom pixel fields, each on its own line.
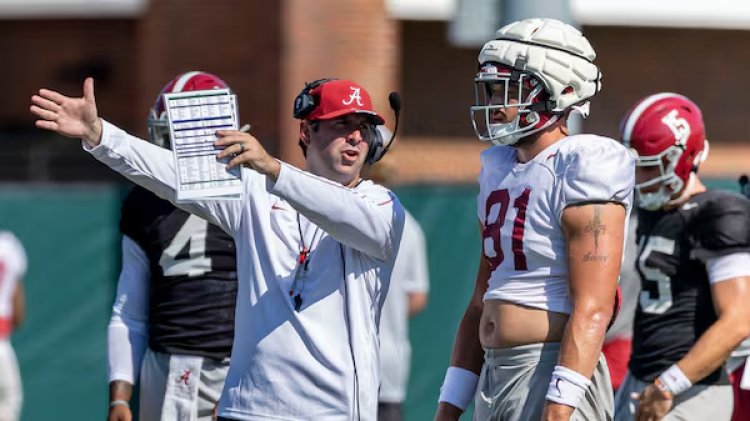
left=629, top=189, right=750, bottom=384
left=120, top=186, right=238, bottom=360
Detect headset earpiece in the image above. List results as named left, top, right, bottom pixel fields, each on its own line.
left=365, top=127, right=385, bottom=165
left=293, top=78, right=336, bottom=119
left=365, top=92, right=401, bottom=165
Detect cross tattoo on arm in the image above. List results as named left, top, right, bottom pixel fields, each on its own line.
left=583, top=205, right=608, bottom=263
left=585, top=206, right=607, bottom=251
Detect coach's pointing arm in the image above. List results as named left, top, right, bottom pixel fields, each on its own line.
left=30, top=78, right=248, bottom=235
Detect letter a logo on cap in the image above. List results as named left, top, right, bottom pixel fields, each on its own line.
left=342, top=86, right=364, bottom=106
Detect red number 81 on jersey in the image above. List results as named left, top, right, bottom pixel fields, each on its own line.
left=482, top=188, right=531, bottom=272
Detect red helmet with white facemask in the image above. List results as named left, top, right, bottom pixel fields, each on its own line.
left=147, top=71, right=231, bottom=148
left=621, top=93, right=708, bottom=210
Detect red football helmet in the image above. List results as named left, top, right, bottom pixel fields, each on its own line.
left=620, top=93, right=708, bottom=210
left=147, top=71, right=231, bottom=148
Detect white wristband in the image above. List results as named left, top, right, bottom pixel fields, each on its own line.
left=658, top=364, right=692, bottom=396
left=438, top=366, right=480, bottom=411
left=545, top=366, right=592, bottom=408
left=109, top=400, right=130, bottom=408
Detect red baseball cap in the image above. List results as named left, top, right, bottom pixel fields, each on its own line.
left=308, top=80, right=385, bottom=125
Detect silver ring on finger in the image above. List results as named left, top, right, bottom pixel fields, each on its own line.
left=239, top=143, right=246, bottom=154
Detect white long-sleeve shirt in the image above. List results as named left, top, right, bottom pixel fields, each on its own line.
left=378, top=211, right=429, bottom=403
left=87, top=120, right=405, bottom=421
left=107, top=235, right=150, bottom=385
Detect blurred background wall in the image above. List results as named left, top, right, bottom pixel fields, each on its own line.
left=0, top=0, right=748, bottom=419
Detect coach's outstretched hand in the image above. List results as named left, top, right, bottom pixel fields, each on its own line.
left=30, top=77, right=103, bottom=148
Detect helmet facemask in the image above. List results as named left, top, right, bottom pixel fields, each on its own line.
left=147, top=108, right=171, bottom=149
left=633, top=145, right=685, bottom=211
left=470, top=64, right=559, bottom=146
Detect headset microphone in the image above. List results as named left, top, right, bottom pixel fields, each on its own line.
left=389, top=91, right=401, bottom=114
left=364, top=91, right=401, bottom=165
left=383, top=92, right=401, bottom=156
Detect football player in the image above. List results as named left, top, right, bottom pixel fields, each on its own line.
left=0, top=232, right=27, bottom=421
left=613, top=93, right=750, bottom=421
left=30, top=76, right=404, bottom=421
left=435, top=18, right=635, bottom=421
left=728, top=176, right=750, bottom=421
left=107, top=71, right=238, bottom=421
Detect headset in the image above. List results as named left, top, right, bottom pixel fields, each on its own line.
left=293, top=78, right=336, bottom=120
left=293, top=79, right=401, bottom=165
left=364, top=92, right=401, bottom=165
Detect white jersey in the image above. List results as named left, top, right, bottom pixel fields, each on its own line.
left=0, top=232, right=27, bottom=339
left=732, top=337, right=750, bottom=358
left=88, top=121, right=405, bottom=421
left=378, top=210, right=429, bottom=403
left=477, top=134, right=634, bottom=314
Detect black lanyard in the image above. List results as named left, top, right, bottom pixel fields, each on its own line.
left=289, top=212, right=321, bottom=310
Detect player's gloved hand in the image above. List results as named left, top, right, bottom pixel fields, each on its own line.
left=215, top=131, right=281, bottom=181
left=434, top=402, right=462, bottom=421
left=542, top=401, right=575, bottom=421
left=107, top=403, right=132, bottom=421
left=30, top=77, right=103, bottom=147
left=632, top=384, right=673, bottom=421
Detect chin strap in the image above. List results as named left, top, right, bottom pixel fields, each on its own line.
left=492, top=113, right=561, bottom=146
left=665, top=172, right=696, bottom=208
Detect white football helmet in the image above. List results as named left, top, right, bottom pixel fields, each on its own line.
left=471, top=18, right=602, bottom=146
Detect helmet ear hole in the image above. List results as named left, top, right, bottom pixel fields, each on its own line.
left=526, top=112, right=539, bottom=125
left=697, top=139, right=710, bottom=164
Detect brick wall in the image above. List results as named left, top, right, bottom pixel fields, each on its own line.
left=3, top=10, right=748, bottom=183
left=0, top=19, right=138, bottom=129
left=0, top=0, right=282, bottom=181
left=0, top=19, right=139, bottom=181
left=585, top=26, right=750, bottom=143
left=135, top=0, right=282, bottom=152
left=399, top=22, right=750, bottom=143
left=400, top=21, right=477, bottom=138
left=392, top=22, right=750, bottom=183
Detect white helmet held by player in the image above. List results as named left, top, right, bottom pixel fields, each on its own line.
left=471, top=18, right=602, bottom=146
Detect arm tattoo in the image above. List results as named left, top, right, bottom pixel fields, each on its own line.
left=583, top=205, right=608, bottom=263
